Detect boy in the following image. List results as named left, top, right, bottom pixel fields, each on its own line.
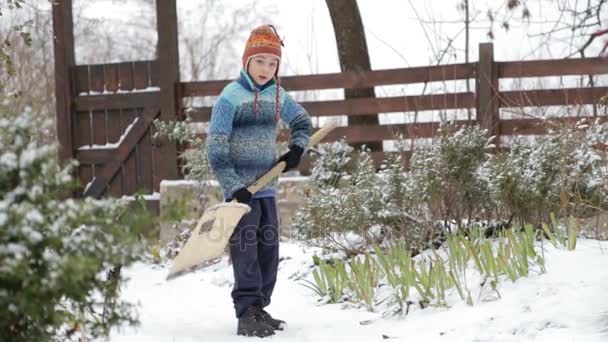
left=206, top=25, right=312, bottom=338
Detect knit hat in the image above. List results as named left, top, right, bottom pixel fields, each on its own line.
left=243, top=25, right=284, bottom=122
left=242, top=24, right=284, bottom=73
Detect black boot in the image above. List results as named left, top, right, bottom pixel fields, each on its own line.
left=255, top=307, right=286, bottom=331
left=237, top=307, right=275, bottom=338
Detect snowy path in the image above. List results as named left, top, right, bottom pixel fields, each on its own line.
left=111, top=240, right=608, bottom=342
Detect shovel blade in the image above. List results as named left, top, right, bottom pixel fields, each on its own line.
left=167, top=202, right=251, bottom=280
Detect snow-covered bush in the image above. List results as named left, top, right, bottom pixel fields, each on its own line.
left=406, top=124, right=495, bottom=230
left=295, top=121, right=608, bottom=255
left=294, top=142, right=436, bottom=255
left=309, top=139, right=354, bottom=188
left=0, top=110, right=150, bottom=341
left=293, top=144, right=386, bottom=255
left=376, top=153, right=439, bottom=251
left=489, top=120, right=608, bottom=225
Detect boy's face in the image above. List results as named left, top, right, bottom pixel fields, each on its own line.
left=247, top=54, right=279, bottom=86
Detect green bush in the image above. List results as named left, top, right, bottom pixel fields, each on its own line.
left=0, top=110, right=149, bottom=341
left=293, top=143, right=383, bottom=254
left=406, top=124, right=495, bottom=230
left=309, top=139, right=354, bottom=188
left=294, top=126, right=496, bottom=254
left=295, top=121, right=608, bottom=254
left=489, top=121, right=608, bottom=225
left=293, top=143, right=420, bottom=255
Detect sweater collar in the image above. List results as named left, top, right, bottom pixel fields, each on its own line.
left=237, top=69, right=275, bottom=92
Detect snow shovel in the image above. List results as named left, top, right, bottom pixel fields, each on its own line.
left=167, top=125, right=336, bottom=280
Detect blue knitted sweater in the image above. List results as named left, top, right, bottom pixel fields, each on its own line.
left=207, top=70, right=312, bottom=199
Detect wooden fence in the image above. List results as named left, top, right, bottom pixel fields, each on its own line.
left=53, top=0, right=180, bottom=214
left=52, top=1, right=607, bottom=213
left=182, top=43, right=607, bottom=168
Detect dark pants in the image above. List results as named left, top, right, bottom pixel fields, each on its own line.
left=229, top=197, right=280, bottom=318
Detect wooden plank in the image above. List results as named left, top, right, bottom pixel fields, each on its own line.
left=74, top=92, right=161, bottom=111
left=276, top=121, right=471, bottom=144
left=498, top=57, right=608, bottom=78
left=121, top=108, right=138, bottom=195
left=91, top=110, right=106, bottom=146
left=189, top=92, right=475, bottom=122
left=138, top=127, right=154, bottom=193
left=476, top=43, right=499, bottom=137
left=181, top=57, right=608, bottom=98
left=500, top=116, right=608, bottom=135
left=104, top=63, right=119, bottom=92
left=91, top=110, right=107, bottom=187
left=106, top=109, right=123, bottom=196
left=80, top=61, right=158, bottom=93
left=500, top=87, right=608, bottom=108
left=106, top=109, right=123, bottom=144
left=156, top=0, right=180, bottom=120
left=180, top=62, right=477, bottom=97
left=83, top=107, right=160, bottom=198
left=155, top=0, right=179, bottom=185
left=52, top=0, right=75, bottom=166
left=89, top=64, right=104, bottom=93
left=182, top=87, right=606, bottom=123
left=302, top=93, right=475, bottom=116
left=181, top=80, right=228, bottom=97
left=308, top=121, right=462, bottom=143
left=150, top=60, right=160, bottom=87
left=118, top=62, right=134, bottom=91
left=187, top=108, right=212, bottom=122
left=79, top=164, right=94, bottom=196
left=73, top=65, right=89, bottom=95
left=107, top=167, right=123, bottom=197
left=151, top=123, right=161, bottom=192
left=74, top=109, right=95, bottom=195
left=76, top=149, right=113, bottom=164
left=74, top=111, right=92, bottom=148
left=133, top=61, right=150, bottom=89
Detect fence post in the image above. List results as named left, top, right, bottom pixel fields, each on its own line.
left=52, top=0, right=75, bottom=167
left=154, top=0, right=180, bottom=187
left=476, top=43, right=500, bottom=144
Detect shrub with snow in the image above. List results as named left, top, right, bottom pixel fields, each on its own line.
left=309, top=139, right=354, bottom=188
left=294, top=121, right=608, bottom=256
left=294, top=142, right=433, bottom=255
left=0, top=110, right=150, bottom=341
left=489, top=119, right=608, bottom=226
left=406, top=124, right=496, bottom=231
left=293, top=144, right=384, bottom=255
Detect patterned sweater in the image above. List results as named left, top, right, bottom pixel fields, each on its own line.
left=207, top=70, right=312, bottom=199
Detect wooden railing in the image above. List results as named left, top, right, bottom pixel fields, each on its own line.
left=68, top=43, right=607, bottom=195
left=180, top=43, right=607, bottom=158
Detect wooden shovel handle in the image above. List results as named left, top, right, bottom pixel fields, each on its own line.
left=245, top=125, right=335, bottom=196
left=247, top=161, right=287, bottom=195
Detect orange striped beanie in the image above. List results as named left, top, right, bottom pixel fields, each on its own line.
left=242, top=25, right=284, bottom=74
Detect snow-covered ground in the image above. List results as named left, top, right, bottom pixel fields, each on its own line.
left=111, top=239, right=608, bottom=342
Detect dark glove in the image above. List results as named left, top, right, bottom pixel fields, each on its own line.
left=278, top=145, right=304, bottom=172
left=232, top=187, right=252, bottom=203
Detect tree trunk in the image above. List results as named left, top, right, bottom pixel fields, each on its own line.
left=325, top=0, right=381, bottom=152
